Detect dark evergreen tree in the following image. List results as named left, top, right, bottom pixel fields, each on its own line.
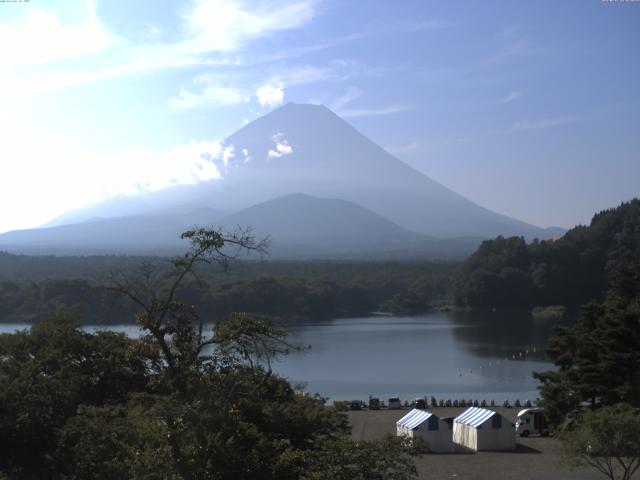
left=451, top=199, right=640, bottom=308
left=534, top=250, right=640, bottom=427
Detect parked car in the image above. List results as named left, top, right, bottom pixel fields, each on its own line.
left=515, top=408, right=550, bottom=437
left=369, top=397, right=381, bottom=410
left=414, top=398, right=427, bottom=409
left=388, top=397, right=402, bottom=409
left=349, top=400, right=364, bottom=410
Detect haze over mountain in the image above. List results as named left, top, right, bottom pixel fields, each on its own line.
left=218, top=103, right=559, bottom=239
left=3, top=1, right=638, bottom=239
left=215, top=193, right=481, bottom=259
left=1, top=104, right=563, bottom=258
left=0, top=193, right=481, bottom=259
left=0, top=208, right=225, bottom=255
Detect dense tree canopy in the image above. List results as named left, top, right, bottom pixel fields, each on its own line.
left=0, top=317, right=150, bottom=477
left=451, top=199, right=640, bottom=308
left=532, top=233, right=640, bottom=480
left=0, top=228, right=421, bottom=479
left=0, top=261, right=454, bottom=324
left=0, top=317, right=365, bottom=479
left=534, top=249, right=640, bottom=427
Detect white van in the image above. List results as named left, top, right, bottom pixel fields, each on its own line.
left=515, top=408, right=550, bottom=437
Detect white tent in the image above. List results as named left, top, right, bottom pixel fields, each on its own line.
left=396, top=409, right=453, bottom=453
left=452, top=407, right=516, bottom=452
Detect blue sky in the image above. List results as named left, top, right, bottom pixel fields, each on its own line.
left=1, top=0, right=638, bottom=233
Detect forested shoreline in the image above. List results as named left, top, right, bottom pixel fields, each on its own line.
left=0, top=229, right=425, bottom=479
left=0, top=257, right=454, bottom=324
left=450, top=199, right=640, bottom=309
left=1, top=202, right=639, bottom=478
left=2, top=199, right=638, bottom=324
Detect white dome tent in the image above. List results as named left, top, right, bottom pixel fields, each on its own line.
left=452, top=407, right=516, bottom=452
left=396, top=409, right=453, bottom=453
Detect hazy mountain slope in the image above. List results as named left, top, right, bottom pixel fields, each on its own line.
left=0, top=208, right=225, bottom=255
left=216, top=193, right=480, bottom=259
left=46, top=195, right=225, bottom=228
left=0, top=193, right=480, bottom=259
left=217, top=193, right=415, bottom=244
left=211, top=103, right=555, bottom=238
left=47, top=103, right=557, bottom=239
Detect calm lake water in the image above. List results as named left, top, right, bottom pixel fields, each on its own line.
left=0, top=310, right=565, bottom=403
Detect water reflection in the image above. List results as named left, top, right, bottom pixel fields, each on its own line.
left=273, top=312, right=564, bottom=402
left=0, top=311, right=568, bottom=402
left=447, top=309, right=575, bottom=360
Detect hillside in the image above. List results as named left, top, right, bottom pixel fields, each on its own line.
left=214, top=193, right=479, bottom=259
left=0, top=193, right=481, bottom=259
left=449, top=199, right=640, bottom=308
left=0, top=208, right=225, bottom=255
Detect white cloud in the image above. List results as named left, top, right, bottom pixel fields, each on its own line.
left=221, top=145, right=236, bottom=166
left=385, top=137, right=471, bottom=157
left=495, top=90, right=523, bottom=105
left=268, top=143, right=293, bottom=158
left=484, top=29, right=549, bottom=68
left=0, top=50, right=230, bottom=98
left=385, top=140, right=430, bottom=156
left=267, top=134, right=293, bottom=159
left=105, top=141, right=224, bottom=195
left=0, top=119, right=226, bottom=232
left=282, top=65, right=337, bottom=85
left=0, top=1, right=113, bottom=69
left=256, top=82, right=285, bottom=107
left=186, top=0, right=317, bottom=52
left=512, top=115, right=575, bottom=132
left=338, top=105, right=412, bottom=118
left=169, top=85, right=248, bottom=110
left=329, top=85, right=411, bottom=118
left=215, top=60, right=364, bottom=111
left=330, top=86, right=363, bottom=111
left=408, top=19, right=459, bottom=31
left=267, top=60, right=364, bottom=87
left=0, top=0, right=318, bottom=98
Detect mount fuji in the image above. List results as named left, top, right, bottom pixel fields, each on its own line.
left=0, top=104, right=562, bottom=257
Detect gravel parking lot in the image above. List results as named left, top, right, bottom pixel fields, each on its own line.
left=347, top=408, right=602, bottom=480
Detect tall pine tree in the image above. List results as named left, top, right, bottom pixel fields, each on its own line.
left=534, top=250, right=640, bottom=427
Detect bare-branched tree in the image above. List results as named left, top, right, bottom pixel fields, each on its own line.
left=104, top=227, right=272, bottom=381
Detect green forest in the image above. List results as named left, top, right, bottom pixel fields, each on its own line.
left=1, top=199, right=639, bottom=325
left=450, top=199, right=640, bottom=309
left=1, top=202, right=640, bottom=478
left=534, top=247, right=640, bottom=426
left=0, top=229, right=425, bottom=479
left=532, top=245, right=640, bottom=479
left=0, top=256, right=453, bottom=324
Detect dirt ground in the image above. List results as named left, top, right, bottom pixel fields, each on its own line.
left=347, top=408, right=602, bottom=480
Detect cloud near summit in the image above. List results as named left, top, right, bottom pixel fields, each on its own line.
left=267, top=133, right=293, bottom=159
left=257, top=83, right=285, bottom=107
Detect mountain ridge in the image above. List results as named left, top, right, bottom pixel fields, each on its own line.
left=0, top=193, right=482, bottom=259
left=2, top=103, right=567, bottom=258
left=215, top=103, right=552, bottom=238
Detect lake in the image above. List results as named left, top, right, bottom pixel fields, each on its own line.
left=0, top=310, right=564, bottom=404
